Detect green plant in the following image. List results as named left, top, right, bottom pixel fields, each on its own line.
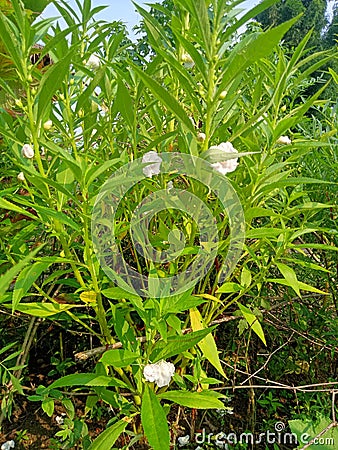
left=0, top=0, right=337, bottom=447
left=15, top=428, right=29, bottom=443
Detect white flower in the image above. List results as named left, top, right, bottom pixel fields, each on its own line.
left=142, top=151, right=162, bottom=178
left=167, top=181, right=173, bottom=192
left=210, top=142, right=239, bottom=175
left=197, top=132, right=206, bottom=143
left=86, top=54, right=100, bottom=70
left=216, top=406, right=234, bottom=416
left=43, top=120, right=53, bottom=130
left=178, top=435, right=190, bottom=447
left=17, top=172, right=25, bottom=182
left=1, top=441, right=15, bottom=450
left=21, top=144, right=34, bottom=159
left=276, top=135, right=291, bottom=145
left=182, top=52, right=194, bottom=69
left=55, top=414, right=66, bottom=425
left=143, top=360, right=175, bottom=387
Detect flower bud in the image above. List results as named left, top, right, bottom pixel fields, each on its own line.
left=21, top=144, right=34, bottom=159
left=27, top=74, right=33, bottom=83
left=219, top=90, right=227, bottom=100
left=86, top=54, right=100, bottom=70
left=197, top=132, right=206, bottom=143
left=280, top=105, right=287, bottom=112
left=43, top=120, right=53, bottom=130
left=276, top=135, right=291, bottom=145
left=17, top=172, right=25, bottom=181
left=15, top=99, right=23, bottom=108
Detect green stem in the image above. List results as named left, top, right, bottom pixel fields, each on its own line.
left=53, top=219, right=87, bottom=289
left=26, top=86, right=47, bottom=179
left=64, top=88, right=79, bottom=160
left=83, top=197, right=113, bottom=344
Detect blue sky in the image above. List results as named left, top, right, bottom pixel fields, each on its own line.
left=42, top=0, right=260, bottom=38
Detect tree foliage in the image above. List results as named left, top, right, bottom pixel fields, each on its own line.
left=324, top=1, right=338, bottom=48
left=256, top=0, right=328, bottom=49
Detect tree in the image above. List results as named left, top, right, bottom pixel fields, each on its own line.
left=256, top=0, right=328, bottom=49
left=324, top=1, right=338, bottom=48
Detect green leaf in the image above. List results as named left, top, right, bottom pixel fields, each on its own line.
left=33, top=205, right=80, bottom=232
left=99, top=349, right=138, bottom=368
left=42, top=398, right=54, bottom=417
left=133, top=65, right=195, bottom=133
left=276, top=262, right=300, bottom=297
left=189, top=308, right=226, bottom=378
left=116, top=77, right=135, bottom=131
left=5, top=302, right=76, bottom=317
left=141, top=385, right=170, bottom=450
left=9, top=373, right=24, bottom=395
left=176, top=0, right=211, bottom=58
left=0, top=342, right=17, bottom=357
left=173, top=32, right=207, bottom=82
left=41, top=140, right=82, bottom=181
left=47, top=374, right=128, bottom=390
left=62, top=398, right=75, bottom=420
left=0, top=198, right=37, bottom=220
left=84, top=158, right=120, bottom=188
left=237, top=303, right=266, bottom=346
left=161, top=293, right=206, bottom=314
left=0, top=245, right=44, bottom=303
left=75, top=66, right=105, bottom=113
left=36, top=48, right=76, bottom=120
left=329, top=67, right=338, bottom=84
left=217, top=282, right=242, bottom=293
left=241, top=267, right=252, bottom=288
left=268, top=279, right=327, bottom=295
left=221, top=16, right=300, bottom=89
left=88, top=418, right=129, bottom=450
left=26, top=172, right=79, bottom=205
left=158, top=390, right=226, bottom=409
left=12, top=260, right=51, bottom=312
left=0, top=11, right=23, bottom=74
left=289, top=415, right=338, bottom=450
left=56, top=163, right=74, bottom=208
left=150, top=328, right=214, bottom=362
left=224, top=0, right=280, bottom=41
left=23, top=0, right=51, bottom=13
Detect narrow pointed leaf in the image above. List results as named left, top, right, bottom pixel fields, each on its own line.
left=88, top=418, right=129, bottom=450
left=133, top=66, right=195, bottom=132
left=190, top=308, right=226, bottom=378
left=141, top=385, right=170, bottom=450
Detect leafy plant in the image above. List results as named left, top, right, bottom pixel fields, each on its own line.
left=0, top=0, right=337, bottom=447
